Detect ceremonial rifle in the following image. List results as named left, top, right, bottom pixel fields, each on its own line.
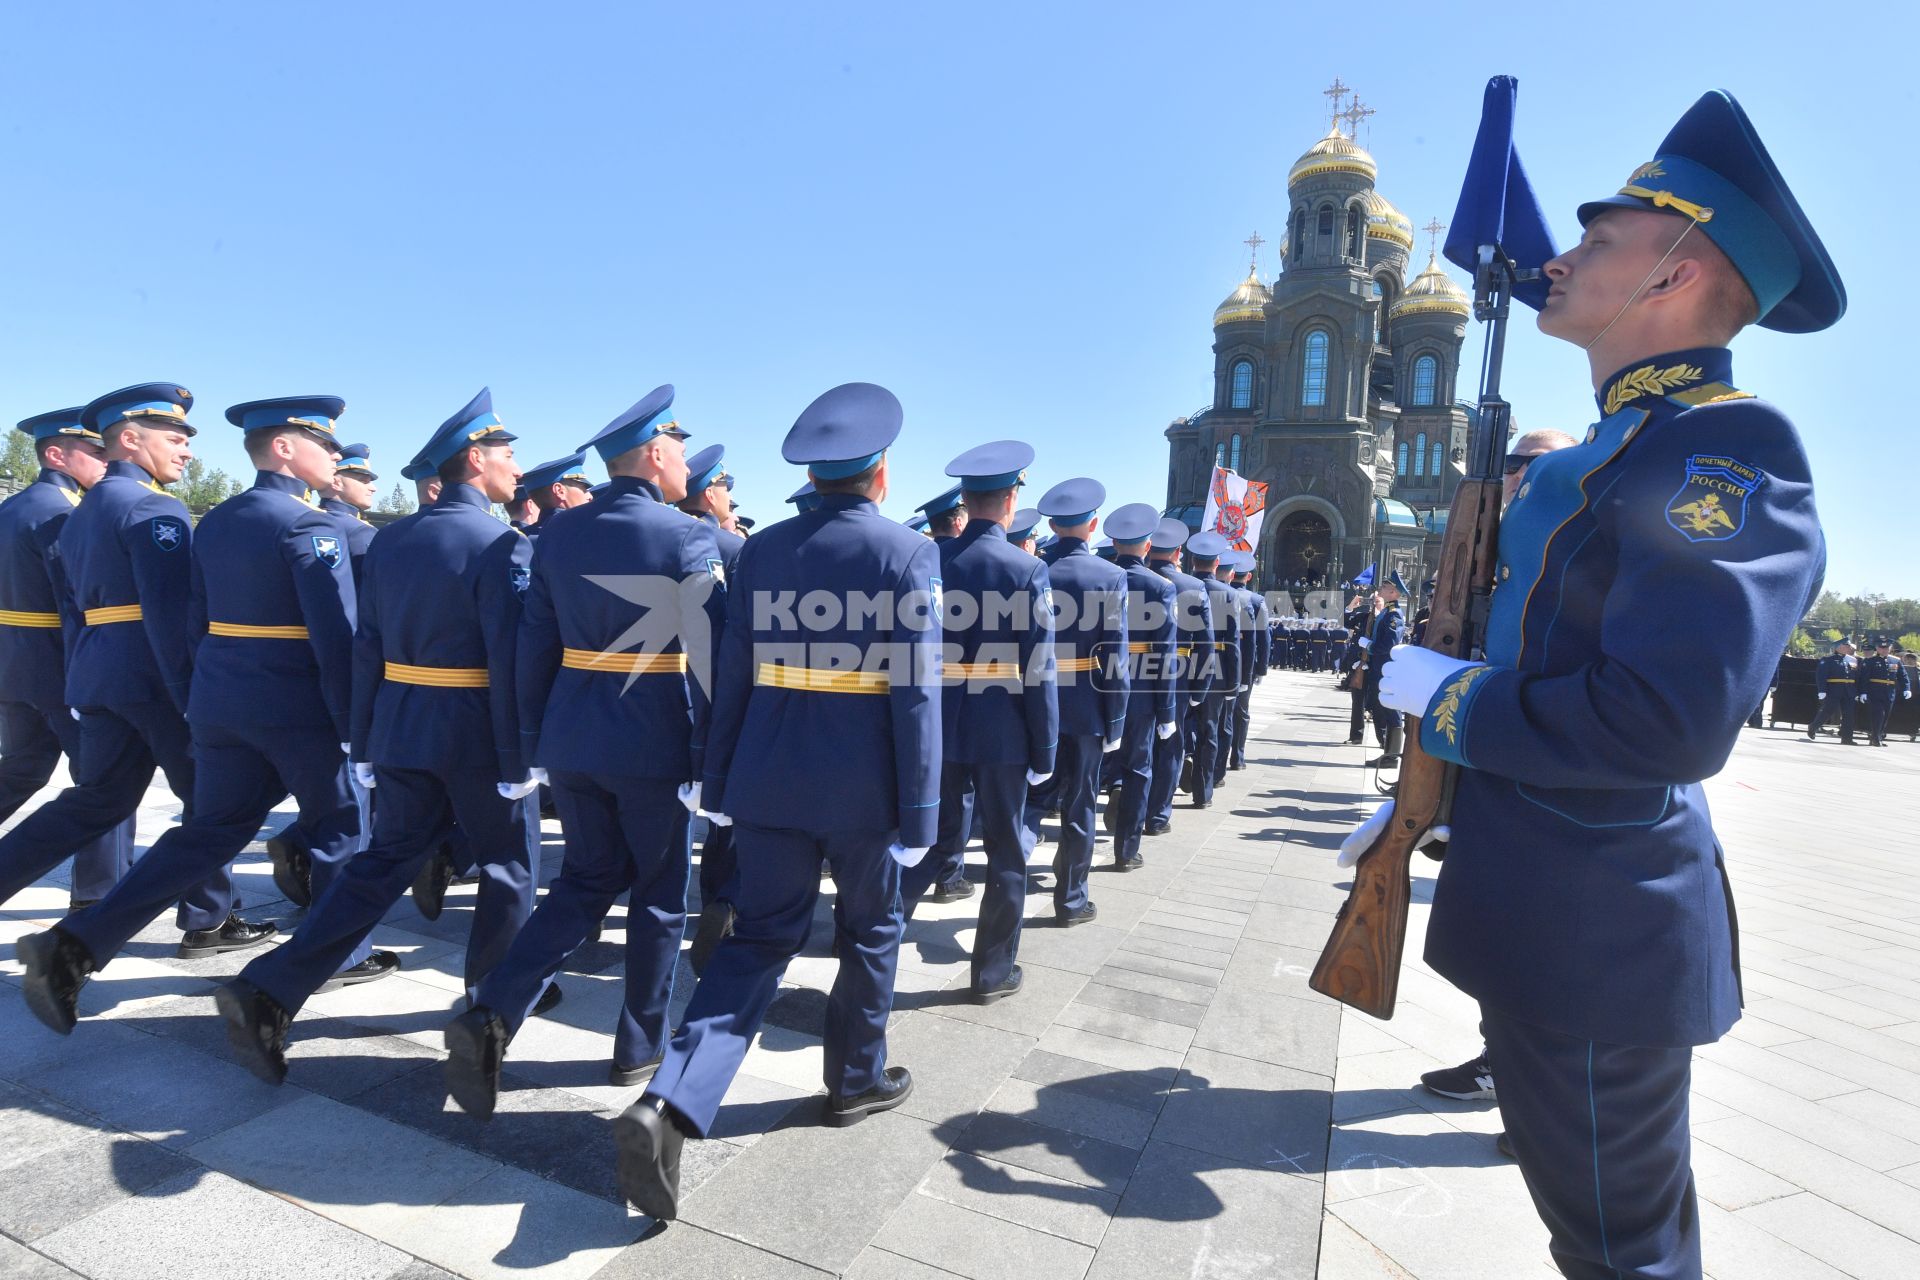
left=1310, top=76, right=1551, bottom=1019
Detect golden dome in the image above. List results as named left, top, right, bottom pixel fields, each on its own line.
left=1213, top=269, right=1271, bottom=327
left=1390, top=253, right=1471, bottom=319
left=1363, top=191, right=1414, bottom=250
left=1288, top=125, right=1377, bottom=185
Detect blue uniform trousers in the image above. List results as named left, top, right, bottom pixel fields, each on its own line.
left=1230, top=681, right=1252, bottom=767
left=1805, top=693, right=1855, bottom=741
left=1364, top=677, right=1397, bottom=746
left=923, top=767, right=974, bottom=892
left=696, top=820, right=736, bottom=909
left=648, top=823, right=902, bottom=1136
left=63, top=724, right=368, bottom=971
left=1020, top=772, right=1057, bottom=856
left=1211, top=690, right=1238, bottom=785
left=1187, top=695, right=1227, bottom=807
left=901, top=762, right=1027, bottom=990
left=1146, top=703, right=1189, bottom=826
left=1866, top=696, right=1896, bottom=746
left=240, top=765, right=536, bottom=1013
left=1050, top=734, right=1103, bottom=914
left=1482, top=1006, right=1700, bottom=1280
left=475, top=772, right=688, bottom=1069
left=1111, top=700, right=1158, bottom=861
left=0, top=701, right=228, bottom=928
left=0, top=701, right=135, bottom=902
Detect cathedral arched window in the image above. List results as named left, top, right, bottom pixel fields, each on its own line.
left=1229, top=359, right=1254, bottom=410
left=1370, top=280, right=1384, bottom=345
left=1347, top=206, right=1364, bottom=260
left=1229, top=434, right=1243, bottom=472
left=1301, top=329, right=1330, bottom=408
left=1317, top=206, right=1335, bottom=248
left=1397, top=442, right=1409, bottom=475
left=1291, top=209, right=1305, bottom=261
left=1431, top=441, right=1445, bottom=476
left=1411, top=355, right=1438, bottom=406
left=1214, top=442, right=1227, bottom=470
left=1414, top=431, right=1428, bottom=477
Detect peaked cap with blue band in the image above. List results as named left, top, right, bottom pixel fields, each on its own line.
left=15, top=407, right=96, bottom=443
left=944, top=440, right=1034, bottom=492
left=581, top=384, right=685, bottom=463
left=1574, top=90, right=1843, bottom=333
left=335, top=442, right=378, bottom=479
left=417, top=387, right=516, bottom=471
left=1037, top=477, right=1105, bottom=525
left=1149, top=516, right=1190, bottom=551
left=1444, top=76, right=1558, bottom=311
left=1389, top=568, right=1411, bottom=596
left=81, top=382, right=197, bottom=438
left=684, top=443, right=729, bottom=493
left=1187, top=530, right=1229, bottom=561
left=785, top=479, right=820, bottom=512
left=1093, top=537, right=1116, bottom=559
left=224, top=395, right=345, bottom=441
left=904, top=514, right=930, bottom=533
left=400, top=455, right=435, bottom=482
left=1007, top=507, right=1042, bottom=541
left=1104, top=502, right=1160, bottom=544
left=781, top=382, right=901, bottom=481
left=914, top=486, right=965, bottom=519
left=521, top=450, right=592, bottom=492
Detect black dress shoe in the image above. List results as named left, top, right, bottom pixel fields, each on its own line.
left=266, top=831, right=312, bottom=907
left=973, top=966, right=1022, bottom=1005
left=412, top=843, right=456, bottom=920
left=19, top=928, right=94, bottom=1036
left=215, top=979, right=291, bottom=1085
left=1191, top=798, right=1210, bottom=810
left=1496, top=1131, right=1516, bottom=1160
left=318, top=950, right=400, bottom=992
left=1364, top=754, right=1400, bottom=770
left=1056, top=902, right=1099, bottom=928
left=689, top=901, right=735, bottom=977
left=178, top=915, right=278, bottom=959
left=609, top=1053, right=666, bottom=1087
left=1346, top=736, right=1364, bottom=745
left=615, top=1095, right=686, bottom=1220
left=1143, top=820, right=1171, bottom=837
left=533, top=981, right=565, bottom=1016
left=66, top=898, right=99, bottom=912
left=928, top=879, right=976, bottom=904
left=444, top=1006, right=511, bottom=1119
left=1116, top=852, right=1144, bottom=872
left=825, top=1065, right=914, bottom=1126
left=1227, top=761, right=1245, bottom=772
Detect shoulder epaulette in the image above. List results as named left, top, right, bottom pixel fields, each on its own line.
left=1667, top=381, right=1755, bottom=408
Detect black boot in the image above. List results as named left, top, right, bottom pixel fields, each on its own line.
left=444, top=1006, right=511, bottom=1119
left=318, top=950, right=400, bottom=992
left=178, top=915, right=278, bottom=960
left=266, top=830, right=312, bottom=907
left=688, top=901, right=735, bottom=978
left=412, top=842, right=456, bottom=920
left=19, top=928, right=95, bottom=1036
left=615, top=1095, right=687, bottom=1220
left=215, top=979, right=292, bottom=1085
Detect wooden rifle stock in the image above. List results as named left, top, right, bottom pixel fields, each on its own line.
left=1309, top=475, right=1503, bottom=1019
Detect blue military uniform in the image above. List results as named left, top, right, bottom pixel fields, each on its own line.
left=0, top=409, right=134, bottom=906
left=519, top=450, right=594, bottom=539
left=1228, top=561, right=1267, bottom=770
left=1857, top=646, right=1910, bottom=747
left=913, top=483, right=977, bottom=901
left=220, top=387, right=540, bottom=1082
left=0, top=384, right=234, bottom=938
left=1805, top=644, right=1859, bottom=743
left=323, top=444, right=379, bottom=582
left=1410, top=87, right=1843, bottom=1277
left=1362, top=572, right=1408, bottom=754
left=1183, top=532, right=1238, bottom=808
left=45, top=398, right=383, bottom=1015
left=1033, top=478, right=1127, bottom=922
left=1145, top=520, right=1213, bottom=829
left=1105, top=504, right=1175, bottom=869
left=900, top=442, right=1055, bottom=995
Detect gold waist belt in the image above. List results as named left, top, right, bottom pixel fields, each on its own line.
left=84, top=604, right=142, bottom=625
left=1057, top=656, right=1099, bottom=672
left=209, top=621, right=310, bottom=639
left=0, top=609, right=61, bottom=628
left=562, top=648, right=687, bottom=674
left=755, top=662, right=889, bottom=695
left=1869, top=678, right=1897, bottom=686
left=948, top=660, right=1021, bottom=678
left=385, top=661, right=489, bottom=688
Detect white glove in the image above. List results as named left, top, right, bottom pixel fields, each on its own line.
left=704, top=810, right=733, bottom=827
left=1337, top=799, right=1450, bottom=869
left=1858, top=694, right=1868, bottom=704
left=1102, top=737, right=1122, bottom=754
left=1356, top=636, right=1372, bottom=651
left=888, top=841, right=930, bottom=867
left=338, top=742, right=350, bottom=755
left=1817, top=691, right=1827, bottom=700
left=71, top=708, right=82, bottom=721
left=353, top=763, right=378, bottom=789
left=677, top=782, right=701, bottom=813
left=1380, top=646, right=1482, bottom=716
left=1156, top=720, right=1177, bottom=740
left=1189, top=696, right=1205, bottom=707
left=1025, top=768, right=1052, bottom=786
left=1905, top=691, right=1912, bottom=701
left=497, top=768, right=548, bottom=801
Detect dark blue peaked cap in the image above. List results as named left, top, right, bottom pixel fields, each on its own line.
left=418, top=387, right=516, bottom=471
left=521, top=451, right=591, bottom=491
left=785, top=479, right=819, bottom=510
left=1389, top=568, right=1411, bottom=596
left=1445, top=76, right=1557, bottom=311
left=1105, top=502, right=1160, bottom=543
left=1006, top=507, right=1042, bottom=541
left=1149, top=516, right=1190, bottom=551
left=401, top=455, right=436, bottom=482
left=225, top=396, right=345, bottom=441
left=782, top=382, right=902, bottom=480
left=582, top=385, right=686, bottom=462
left=1575, top=90, right=1844, bottom=333
left=81, top=382, right=197, bottom=438
left=904, top=513, right=930, bottom=532
left=1037, top=477, right=1105, bottom=524
left=915, top=486, right=964, bottom=519
left=944, top=440, right=1034, bottom=491
left=15, top=407, right=94, bottom=442
left=685, top=444, right=728, bottom=493
left=1187, top=531, right=1229, bottom=561
left=336, top=443, right=377, bottom=478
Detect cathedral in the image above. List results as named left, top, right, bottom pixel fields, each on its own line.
left=1162, top=83, right=1480, bottom=598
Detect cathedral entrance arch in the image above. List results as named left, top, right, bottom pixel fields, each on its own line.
left=1262, top=495, right=1346, bottom=595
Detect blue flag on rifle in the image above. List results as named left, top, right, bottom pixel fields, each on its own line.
left=1444, top=75, right=1557, bottom=311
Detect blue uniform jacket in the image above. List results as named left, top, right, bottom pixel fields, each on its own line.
left=939, top=520, right=1057, bottom=772
left=1812, top=653, right=1855, bottom=696
left=1041, top=538, right=1130, bottom=741
left=1858, top=654, right=1909, bottom=701
left=320, top=496, right=377, bottom=586
left=1199, top=576, right=1241, bottom=694
left=187, top=472, right=357, bottom=740
left=0, top=471, right=84, bottom=711
left=57, top=459, right=195, bottom=713
left=696, top=512, right=747, bottom=574
left=1238, top=589, right=1268, bottom=682
left=1152, top=561, right=1215, bottom=708
left=701, top=493, right=943, bottom=847
left=351, top=483, right=532, bottom=780
left=516, top=476, right=725, bottom=780
left=1116, top=554, right=1176, bottom=729
left=1418, top=348, right=1823, bottom=1048
left=1362, top=606, right=1404, bottom=690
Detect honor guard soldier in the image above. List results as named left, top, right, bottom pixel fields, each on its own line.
left=19, top=397, right=399, bottom=1036
left=0, top=409, right=134, bottom=909
left=785, top=479, right=821, bottom=515
left=325, top=444, right=380, bottom=582
left=917, top=486, right=967, bottom=541
left=1182, top=532, right=1237, bottom=809
left=1858, top=639, right=1910, bottom=747
left=1007, top=506, right=1042, bottom=556
left=616, top=382, right=942, bottom=1221
left=518, top=450, right=595, bottom=538
left=1359, top=570, right=1408, bottom=766
left=1105, top=504, right=1176, bottom=871
left=402, top=455, right=443, bottom=508
left=1228, top=558, right=1267, bottom=770
left=1341, top=588, right=1372, bottom=743
left=1308, top=616, right=1331, bottom=672
left=1032, top=478, right=1127, bottom=924
left=677, top=443, right=748, bottom=972
left=900, top=441, right=1055, bottom=999
left=1409, top=577, right=1436, bottom=646
left=444, top=385, right=726, bottom=1115
left=911, top=484, right=977, bottom=902
left=216, top=387, right=541, bottom=1084
left=1361, top=89, right=1841, bottom=1277
left=0, top=384, right=256, bottom=951
left=1144, top=519, right=1212, bottom=835
left=1204, top=551, right=1245, bottom=790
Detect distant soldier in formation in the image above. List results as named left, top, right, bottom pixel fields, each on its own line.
left=1144, top=521, right=1212, bottom=835
left=1857, top=638, right=1911, bottom=748
left=1805, top=639, right=1859, bottom=744
left=1104, top=503, right=1175, bottom=871
left=1182, top=532, right=1237, bottom=809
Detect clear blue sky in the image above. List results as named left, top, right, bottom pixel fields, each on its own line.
left=5, top=2, right=1911, bottom=594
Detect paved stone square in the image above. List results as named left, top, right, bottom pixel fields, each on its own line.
left=2, top=673, right=1915, bottom=1278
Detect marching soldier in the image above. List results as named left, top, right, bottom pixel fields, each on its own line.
left=19, top=396, right=397, bottom=1037
left=1228, top=559, right=1267, bottom=770
left=1360, top=570, right=1408, bottom=767
left=443, top=385, right=726, bottom=1115
left=1007, top=506, right=1042, bottom=556
left=917, top=486, right=967, bottom=541
left=616, top=382, right=941, bottom=1221
left=1105, top=503, right=1175, bottom=871
left=1805, top=639, right=1859, bottom=744
left=1182, top=532, right=1237, bottom=809
left=1206, top=552, right=1245, bottom=790
left=1858, top=638, right=1910, bottom=748
left=325, top=444, right=380, bottom=582
left=0, top=409, right=134, bottom=910
left=402, top=455, right=443, bottom=508
left=899, top=441, right=1055, bottom=998
left=517, top=451, right=595, bottom=538
left=1341, top=589, right=1372, bottom=743
left=912, top=483, right=977, bottom=903
left=1144, top=520, right=1212, bottom=835
left=215, top=387, right=540, bottom=1084
left=1308, top=617, right=1331, bottom=672
left=785, top=479, right=821, bottom=515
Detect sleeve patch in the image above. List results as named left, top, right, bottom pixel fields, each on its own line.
left=311, top=535, right=343, bottom=569
left=1666, top=454, right=1764, bottom=543
left=510, top=564, right=531, bottom=593
left=150, top=516, right=186, bottom=551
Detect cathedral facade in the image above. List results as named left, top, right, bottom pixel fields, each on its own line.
left=1162, top=95, right=1476, bottom=598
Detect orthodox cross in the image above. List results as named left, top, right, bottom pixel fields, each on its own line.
left=1244, top=231, right=1265, bottom=274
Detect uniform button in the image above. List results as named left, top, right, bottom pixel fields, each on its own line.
left=1517, top=482, right=1530, bottom=500
left=1498, top=565, right=1510, bottom=582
